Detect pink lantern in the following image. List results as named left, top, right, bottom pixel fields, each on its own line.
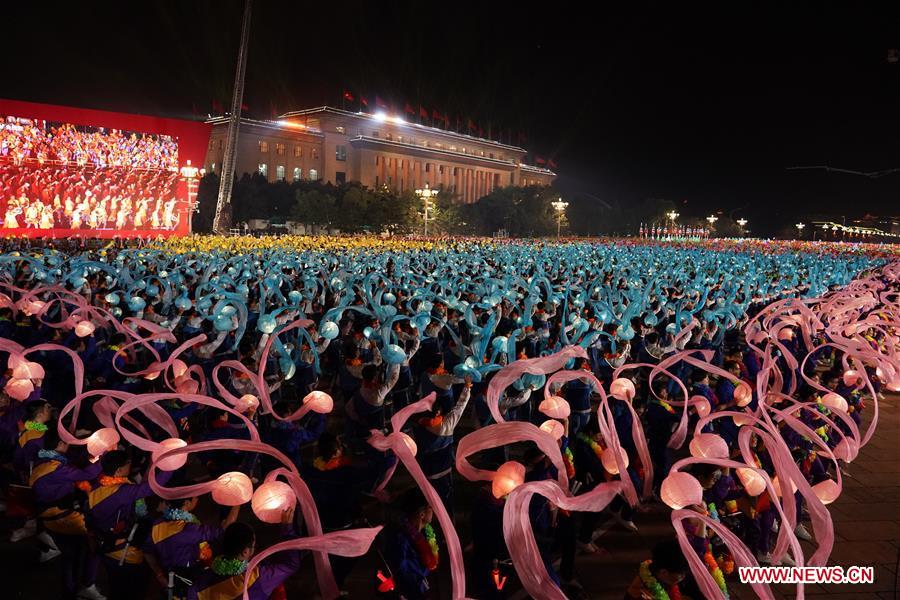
left=661, top=472, right=703, bottom=509
left=236, top=394, right=260, bottom=413
left=4, top=377, right=34, bottom=401
left=397, top=432, right=418, bottom=456
left=736, top=467, right=767, bottom=497
left=831, top=438, right=857, bottom=462
left=734, top=383, right=752, bottom=407
left=600, top=447, right=629, bottom=475
left=538, top=395, right=570, bottom=419
left=812, top=479, right=840, bottom=505
left=733, top=412, right=754, bottom=426
left=12, top=361, right=45, bottom=381
left=144, top=369, right=161, bottom=381
left=172, top=360, right=189, bottom=379
left=175, top=377, right=199, bottom=395
left=152, top=438, right=188, bottom=471
left=211, top=472, right=254, bottom=506
left=820, top=392, right=848, bottom=413
left=609, top=378, right=636, bottom=402
left=302, top=391, right=334, bottom=414
left=251, top=480, right=297, bottom=523
left=842, top=369, right=860, bottom=387
left=689, top=433, right=729, bottom=459
left=20, top=300, right=45, bottom=316
left=74, top=320, right=96, bottom=338
left=539, top=419, right=565, bottom=440
left=690, top=396, right=711, bottom=417
left=86, top=427, right=120, bottom=457
left=777, top=328, right=794, bottom=341
left=492, top=461, right=526, bottom=499
left=771, top=475, right=797, bottom=498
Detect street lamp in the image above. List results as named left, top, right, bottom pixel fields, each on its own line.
left=706, top=214, right=718, bottom=238
left=736, top=218, right=748, bottom=237
left=551, top=198, right=569, bottom=239
left=415, top=183, right=438, bottom=237
left=795, top=222, right=805, bottom=239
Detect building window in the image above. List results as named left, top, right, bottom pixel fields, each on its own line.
left=259, top=141, right=269, bottom=153
left=210, top=163, right=216, bottom=172
left=309, top=169, right=318, bottom=181
left=219, top=140, right=224, bottom=150
left=293, top=167, right=301, bottom=181
left=439, top=165, right=444, bottom=175
left=335, top=145, right=347, bottom=161
left=312, top=148, right=319, bottom=159
left=335, top=126, right=345, bottom=134
left=258, top=163, right=268, bottom=177
left=276, top=165, right=285, bottom=180
left=385, top=133, right=392, bottom=141
left=336, top=171, right=346, bottom=184
left=453, top=167, right=459, bottom=176
left=293, top=145, right=302, bottom=157
left=372, top=131, right=380, bottom=137
left=425, top=163, right=431, bottom=173
left=275, top=143, right=285, bottom=155
left=449, top=145, right=457, bottom=151
left=396, top=135, right=403, bottom=142
left=375, top=156, right=380, bottom=166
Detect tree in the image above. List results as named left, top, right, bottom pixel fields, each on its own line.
left=193, top=172, right=220, bottom=233
left=292, top=188, right=337, bottom=233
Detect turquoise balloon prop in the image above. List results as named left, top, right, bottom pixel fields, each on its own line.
left=288, top=290, right=302, bottom=304
left=453, top=363, right=482, bottom=383
left=382, top=344, right=406, bottom=365
left=413, top=313, right=431, bottom=331
left=279, top=357, right=296, bottom=381
left=381, top=305, right=398, bottom=318
left=617, top=325, right=635, bottom=341
left=127, top=296, right=146, bottom=312
left=175, top=296, right=192, bottom=311
left=111, top=307, right=122, bottom=318
left=71, top=277, right=86, bottom=288
left=464, top=356, right=481, bottom=370
left=220, top=305, right=237, bottom=317
left=644, top=313, right=658, bottom=327
left=491, top=336, right=508, bottom=351
left=522, top=373, right=546, bottom=390
left=363, top=326, right=375, bottom=339
left=146, top=284, right=159, bottom=298
left=214, top=314, right=236, bottom=332
left=198, top=298, right=212, bottom=312
left=105, top=293, right=119, bottom=306
left=597, top=310, right=611, bottom=323
left=383, top=292, right=396, bottom=304
left=320, top=321, right=339, bottom=340
left=257, top=314, right=277, bottom=334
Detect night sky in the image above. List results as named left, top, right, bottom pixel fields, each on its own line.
left=4, top=1, right=900, bottom=234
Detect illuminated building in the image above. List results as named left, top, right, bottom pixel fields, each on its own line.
left=204, top=107, right=555, bottom=203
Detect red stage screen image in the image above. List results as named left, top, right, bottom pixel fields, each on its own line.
left=0, top=99, right=211, bottom=238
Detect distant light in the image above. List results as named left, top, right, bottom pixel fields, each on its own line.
left=389, top=116, right=406, bottom=124
left=374, top=112, right=388, bottom=122
left=276, top=120, right=305, bottom=129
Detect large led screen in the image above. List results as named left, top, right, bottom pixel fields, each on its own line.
left=0, top=99, right=211, bottom=238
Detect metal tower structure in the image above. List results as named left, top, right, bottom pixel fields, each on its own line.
left=212, top=0, right=253, bottom=233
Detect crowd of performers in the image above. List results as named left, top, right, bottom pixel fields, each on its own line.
left=0, top=236, right=896, bottom=600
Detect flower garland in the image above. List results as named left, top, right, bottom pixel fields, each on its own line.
left=313, top=455, right=351, bottom=471
left=658, top=399, right=676, bottom=414
left=639, top=560, right=682, bottom=600
left=563, top=446, right=576, bottom=479
left=98, top=475, right=130, bottom=487
left=24, top=420, right=48, bottom=433
left=406, top=520, right=439, bottom=572
left=419, top=414, right=444, bottom=429
left=164, top=508, right=199, bottom=524
left=211, top=556, right=248, bottom=577
left=703, top=548, right=729, bottom=599
left=577, top=432, right=605, bottom=463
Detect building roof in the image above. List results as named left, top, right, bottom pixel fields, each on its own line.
left=278, top=106, right=529, bottom=154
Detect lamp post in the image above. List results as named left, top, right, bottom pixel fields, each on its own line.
left=795, top=222, right=805, bottom=239
left=706, top=214, right=718, bottom=238
left=814, top=222, right=829, bottom=242
left=415, top=183, right=437, bottom=237
left=666, top=210, right=679, bottom=239
left=551, top=198, right=569, bottom=240
left=736, top=218, right=748, bottom=237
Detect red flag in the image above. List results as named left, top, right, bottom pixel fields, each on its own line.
left=535, top=156, right=546, bottom=165
left=241, top=102, right=249, bottom=113
left=444, top=114, right=450, bottom=128
left=517, top=131, right=527, bottom=144
left=405, top=102, right=415, bottom=115
left=360, top=96, right=369, bottom=107
left=212, top=100, right=224, bottom=113
left=432, top=108, right=442, bottom=121
left=456, top=115, right=461, bottom=131
left=467, top=118, right=477, bottom=131
left=419, top=105, right=429, bottom=119
left=548, top=159, right=558, bottom=169
left=477, top=126, right=484, bottom=138
left=376, top=95, right=387, bottom=109
left=342, top=91, right=354, bottom=102
left=191, top=102, right=199, bottom=116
